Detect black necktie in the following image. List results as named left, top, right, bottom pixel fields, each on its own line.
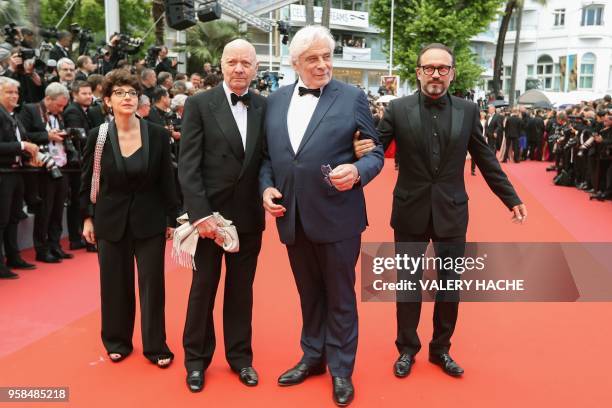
left=298, top=87, right=321, bottom=98
left=230, top=92, right=250, bottom=108
left=424, top=96, right=447, bottom=109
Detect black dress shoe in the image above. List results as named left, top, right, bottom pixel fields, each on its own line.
left=278, top=362, right=326, bottom=386
left=186, top=370, right=204, bottom=392
left=0, top=268, right=19, bottom=279
left=50, top=248, right=74, bottom=259
left=69, top=240, right=87, bottom=250
left=429, top=353, right=464, bottom=377
left=35, top=252, right=61, bottom=263
left=6, top=258, right=36, bottom=270
left=393, top=353, right=415, bottom=378
left=332, top=377, right=354, bottom=406
left=236, top=366, right=258, bottom=386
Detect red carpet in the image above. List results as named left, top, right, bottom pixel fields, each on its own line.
left=1, top=159, right=611, bottom=407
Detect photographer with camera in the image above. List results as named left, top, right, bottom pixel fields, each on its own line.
left=575, top=111, right=597, bottom=190
left=49, top=31, right=73, bottom=63
left=590, top=111, right=612, bottom=201
left=154, top=46, right=177, bottom=76
left=139, top=68, right=157, bottom=101
left=63, top=81, right=95, bottom=251
left=19, top=82, right=73, bottom=263
left=548, top=111, right=578, bottom=185
left=0, top=77, right=40, bottom=278
left=4, top=48, right=45, bottom=105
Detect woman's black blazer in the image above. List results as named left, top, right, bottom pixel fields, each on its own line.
left=80, top=119, right=179, bottom=242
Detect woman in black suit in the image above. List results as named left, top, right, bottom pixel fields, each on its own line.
left=80, top=70, right=178, bottom=367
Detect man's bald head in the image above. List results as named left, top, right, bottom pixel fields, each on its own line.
left=222, top=39, right=256, bottom=61
left=221, top=39, right=258, bottom=95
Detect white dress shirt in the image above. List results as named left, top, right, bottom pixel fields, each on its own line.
left=46, top=114, right=67, bottom=167
left=287, top=78, right=324, bottom=154
left=222, top=81, right=248, bottom=150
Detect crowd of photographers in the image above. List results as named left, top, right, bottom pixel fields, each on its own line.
left=471, top=97, right=612, bottom=201
left=0, top=25, right=226, bottom=279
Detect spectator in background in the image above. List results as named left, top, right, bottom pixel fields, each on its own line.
left=75, top=55, right=97, bottom=81
left=63, top=81, right=95, bottom=252
left=157, top=71, right=173, bottom=91
left=140, top=68, right=157, bottom=100
left=49, top=31, right=73, bottom=62
left=203, top=62, right=212, bottom=77
left=155, top=46, right=177, bottom=76
left=188, top=73, right=202, bottom=90
left=87, top=74, right=104, bottom=105
left=52, top=58, right=76, bottom=89
left=147, top=86, right=170, bottom=128
left=136, top=94, right=151, bottom=119
left=503, top=108, right=522, bottom=163
left=202, top=73, right=220, bottom=90
left=171, top=80, right=187, bottom=97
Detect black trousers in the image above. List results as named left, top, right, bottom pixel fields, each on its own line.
left=65, top=171, right=82, bottom=244
left=394, top=222, right=466, bottom=356
left=486, top=135, right=497, bottom=152
left=286, top=216, right=361, bottom=378
left=0, top=173, right=24, bottom=269
left=503, top=137, right=520, bottom=162
left=97, top=228, right=172, bottom=362
left=183, top=231, right=262, bottom=372
left=33, top=174, right=68, bottom=254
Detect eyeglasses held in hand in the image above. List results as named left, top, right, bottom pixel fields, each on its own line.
left=418, top=65, right=452, bottom=76
left=321, top=164, right=333, bottom=187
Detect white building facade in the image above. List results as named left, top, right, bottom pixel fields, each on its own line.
left=472, top=0, right=612, bottom=99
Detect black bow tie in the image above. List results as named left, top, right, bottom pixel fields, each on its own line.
left=298, top=87, right=321, bottom=98
left=424, top=96, right=447, bottom=109
left=230, top=92, right=250, bottom=108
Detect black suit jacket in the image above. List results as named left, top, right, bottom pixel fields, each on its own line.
left=147, top=106, right=166, bottom=127
left=179, top=84, right=266, bottom=234
left=485, top=113, right=501, bottom=139
left=18, top=102, right=58, bottom=145
left=505, top=115, right=523, bottom=139
left=526, top=116, right=545, bottom=143
left=80, top=119, right=178, bottom=242
left=87, top=103, right=107, bottom=128
left=63, top=102, right=93, bottom=133
left=0, top=106, right=29, bottom=167
left=378, top=93, right=522, bottom=237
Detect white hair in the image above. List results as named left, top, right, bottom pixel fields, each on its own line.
left=57, top=57, right=75, bottom=70
left=289, top=25, right=335, bottom=65
left=171, top=94, right=188, bottom=111
left=138, top=94, right=150, bottom=108
left=0, top=76, right=20, bottom=90
left=45, top=82, right=70, bottom=99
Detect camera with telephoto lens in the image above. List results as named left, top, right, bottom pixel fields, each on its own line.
left=63, top=128, right=87, bottom=167
left=34, top=146, right=63, bottom=179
